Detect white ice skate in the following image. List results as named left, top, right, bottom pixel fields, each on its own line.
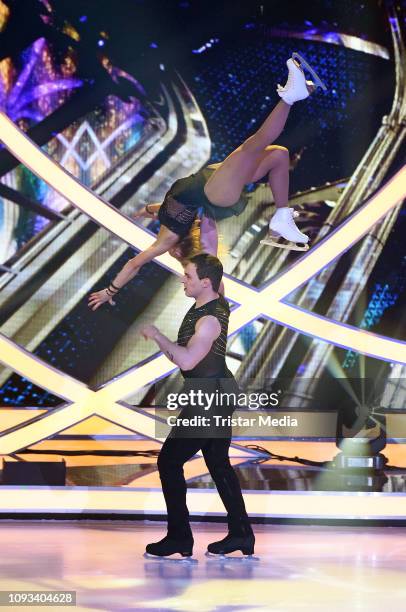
left=260, top=207, right=310, bottom=251
left=277, top=53, right=327, bottom=105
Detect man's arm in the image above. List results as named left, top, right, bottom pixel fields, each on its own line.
left=147, top=316, right=221, bottom=371
left=199, top=215, right=218, bottom=255
left=199, top=215, right=225, bottom=296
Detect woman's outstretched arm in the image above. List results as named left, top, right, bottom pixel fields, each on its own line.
left=88, top=226, right=179, bottom=311
left=133, top=202, right=161, bottom=219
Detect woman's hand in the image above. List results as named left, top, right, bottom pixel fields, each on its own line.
left=88, top=288, right=116, bottom=311
left=133, top=205, right=157, bottom=220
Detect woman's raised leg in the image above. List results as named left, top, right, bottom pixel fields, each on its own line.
left=204, top=54, right=320, bottom=207
left=251, top=145, right=290, bottom=209
left=204, top=100, right=292, bottom=206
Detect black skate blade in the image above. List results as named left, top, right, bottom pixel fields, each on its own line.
left=292, top=52, right=327, bottom=91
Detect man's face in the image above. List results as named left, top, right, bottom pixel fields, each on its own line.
left=182, top=262, right=208, bottom=297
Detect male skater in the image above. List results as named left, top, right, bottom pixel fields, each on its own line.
left=140, top=253, right=254, bottom=558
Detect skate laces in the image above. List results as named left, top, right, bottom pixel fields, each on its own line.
left=288, top=208, right=297, bottom=226
left=278, top=60, right=303, bottom=92
left=271, top=208, right=300, bottom=231
left=288, top=211, right=304, bottom=233
left=283, top=209, right=305, bottom=234
left=281, top=208, right=296, bottom=226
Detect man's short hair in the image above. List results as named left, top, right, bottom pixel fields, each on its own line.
left=188, top=253, right=223, bottom=292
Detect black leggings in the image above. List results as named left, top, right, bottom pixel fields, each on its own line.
left=157, top=435, right=251, bottom=539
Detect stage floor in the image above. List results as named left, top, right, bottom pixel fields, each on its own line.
left=0, top=521, right=405, bottom=610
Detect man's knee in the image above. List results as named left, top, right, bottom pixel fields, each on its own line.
left=157, top=447, right=176, bottom=475
left=157, top=442, right=186, bottom=475
left=204, top=450, right=232, bottom=476
left=207, top=461, right=234, bottom=483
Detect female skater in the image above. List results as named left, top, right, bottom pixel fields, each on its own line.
left=88, top=54, right=326, bottom=310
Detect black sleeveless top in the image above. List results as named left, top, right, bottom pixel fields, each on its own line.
left=157, top=167, right=249, bottom=238
left=177, top=295, right=232, bottom=378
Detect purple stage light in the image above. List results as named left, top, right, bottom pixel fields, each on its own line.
left=0, top=38, right=82, bottom=123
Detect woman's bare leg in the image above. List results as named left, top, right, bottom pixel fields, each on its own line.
left=268, top=157, right=290, bottom=209
left=204, top=100, right=291, bottom=206
left=251, top=146, right=290, bottom=209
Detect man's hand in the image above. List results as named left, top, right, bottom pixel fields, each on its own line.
left=88, top=289, right=116, bottom=311
left=140, top=324, right=160, bottom=340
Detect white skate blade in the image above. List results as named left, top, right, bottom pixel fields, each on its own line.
left=143, top=552, right=197, bottom=562
left=205, top=550, right=258, bottom=560
left=260, top=235, right=309, bottom=252
left=292, top=52, right=327, bottom=91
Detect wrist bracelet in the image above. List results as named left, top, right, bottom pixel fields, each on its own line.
left=106, top=288, right=115, bottom=297
left=110, top=281, right=120, bottom=291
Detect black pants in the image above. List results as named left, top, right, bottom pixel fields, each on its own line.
left=157, top=435, right=252, bottom=539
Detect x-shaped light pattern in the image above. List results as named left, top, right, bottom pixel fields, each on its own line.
left=0, top=111, right=405, bottom=455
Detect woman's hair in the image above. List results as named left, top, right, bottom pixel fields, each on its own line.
left=176, top=218, right=202, bottom=261
left=176, top=218, right=228, bottom=261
